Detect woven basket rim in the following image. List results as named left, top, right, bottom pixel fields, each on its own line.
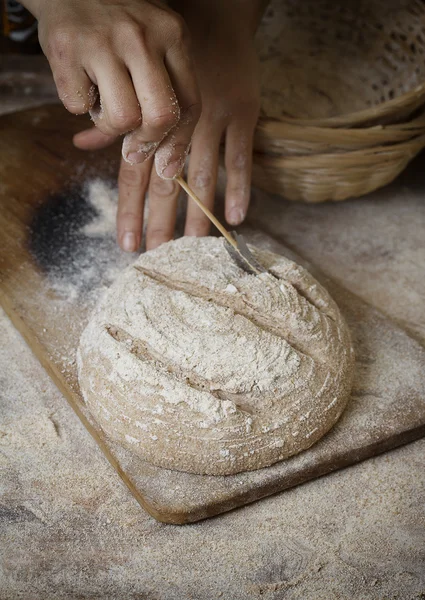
left=256, top=107, right=425, bottom=143
left=263, top=82, right=425, bottom=128
left=253, top=132, right=425, bottom=167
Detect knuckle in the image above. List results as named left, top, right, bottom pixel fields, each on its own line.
left=117, top=209, right=143, bottom=221
left=88, top=30, right=110, bottom=54
left=122, top=19, right=144, bottom=40
left=150, top=177, right=177, bottom=198
left=187, top=217, right=209, bottom=235
left=148, top=109, right=179, bottom=132
left=148, top=228, right=168, bottom=241
left=147, top=232, right=170, bottom=250
left=227, top=183, right=250, bottom=199
left=228, top=152, right=250, bottom=172
left=45, top=26, right=74, bottom=58
left=191, top=171, right=213, bottom=191
left=166, top=12, right=188, bottom=43
left=109, top=109, right=141, bottom=132
left=124, top=22, right=149, bottom=51
left=181, top=101, right=202, bottom=126
left=118, top=165, right=147, bottom=188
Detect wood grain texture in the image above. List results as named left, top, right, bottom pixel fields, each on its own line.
left=1, top=104, right=424, bottom=524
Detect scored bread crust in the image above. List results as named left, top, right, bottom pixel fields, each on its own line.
left=77, top=237, right=354, bottom=476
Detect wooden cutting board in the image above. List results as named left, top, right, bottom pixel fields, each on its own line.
left=1, top=104, right=425, bottom=524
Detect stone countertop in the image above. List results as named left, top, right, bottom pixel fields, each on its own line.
left=0, top=56, right=424, bottom=600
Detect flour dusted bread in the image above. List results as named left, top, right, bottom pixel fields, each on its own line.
left=77, top=237, right=354, bottom=475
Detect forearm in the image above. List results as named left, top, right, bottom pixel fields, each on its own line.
left=173, top=0, right=269, bottom=38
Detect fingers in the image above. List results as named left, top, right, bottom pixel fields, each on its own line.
left=224, top=120, right=256, bottom=226
left=43, top=27, right=98, bottom=115
left=154, top=38, right=202, bottom=179
left=145, top=167, right=180, bottom=250
left=184, top=122, right=222, bottom=237
left=89, top=59, right=142, bottom=138
left=73, top=127, right=116, bottom=151
left=122, top=58, right=180, bottom=164
left=117, top=156, right=152, bottom=252
left=52, top=64, right=97, bottom=115
left=153, top=102, right=198, bottom=179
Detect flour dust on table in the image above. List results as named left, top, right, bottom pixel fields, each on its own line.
left=77, top=237, right=355, bottom=476
left=29, top=178, right=139, bottom=305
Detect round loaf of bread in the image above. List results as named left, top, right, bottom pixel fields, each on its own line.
left=77, top=236, right=354, bottom=475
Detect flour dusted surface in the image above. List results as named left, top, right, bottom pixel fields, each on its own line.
left=77, top=237, right=354, bottom=475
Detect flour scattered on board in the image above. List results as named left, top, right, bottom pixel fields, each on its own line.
left=45, top=179, right=139, bottom=305
left=81, top=180, right=119, bottom=238
left=28, top=178, right=144, bottom=370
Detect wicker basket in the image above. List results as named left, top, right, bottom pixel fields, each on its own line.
left=252, top=0, right=425, bottom=201
left=254, top=108, right=425, bottom=155
left=252, top=133, right=425, bottom=202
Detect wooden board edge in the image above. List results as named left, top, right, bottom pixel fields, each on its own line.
left=0, top=291, right=169, bottom=524
left=173, top=424, right=425, bottom=525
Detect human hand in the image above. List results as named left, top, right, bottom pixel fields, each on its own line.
left=177, top=6, right=261, bottom=239
left=22, top=0, right=201, bottom=183
left=74, top=5, right=261, bottom=251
